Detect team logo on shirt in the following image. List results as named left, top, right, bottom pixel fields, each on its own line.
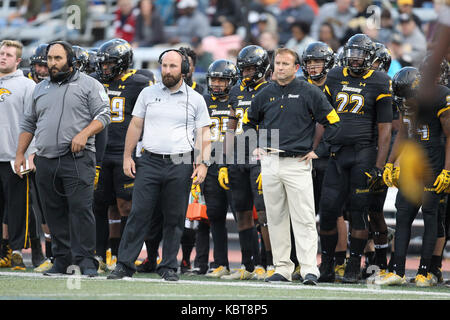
left=0, top=88, right=11, bottom=102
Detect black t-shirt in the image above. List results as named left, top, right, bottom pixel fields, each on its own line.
left=324, top=66, right=393, bottom=147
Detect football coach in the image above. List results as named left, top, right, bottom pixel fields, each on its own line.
left=15, top=41, right=111, bottom=277
left=247, top=47, right=341, bottom=285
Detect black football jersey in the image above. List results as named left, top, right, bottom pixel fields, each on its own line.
left=402, top=85, right=450, bottom=169
left=324, top=66, right=393, bottom=146
left=204, top=94, right=233, bottom=143
left=229, top=80, right=270, bottom=135
left=94, top=69, right=151, bottom=155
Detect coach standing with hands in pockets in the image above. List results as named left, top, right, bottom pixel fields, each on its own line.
left=15, top=41, right=111, bottom=277
left=247, top=48, right=341, bottom=285
left=108, top=49, right=211, bottom=281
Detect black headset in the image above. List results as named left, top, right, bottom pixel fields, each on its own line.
left=46, top=40, right=76, bottom=67
left=158, top=49, right=190, bottom=75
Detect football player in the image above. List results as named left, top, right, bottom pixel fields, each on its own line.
left=25, top=43, right=49, bottom=83
left=189, top=59, right=238, bottom=278
left=318, top=34, right=393, bottom=283
left=377, top=66, right=450, bottom=286
left=93, top=38, right=152, bottom=271
left=219, top=45, right=273, bottom=280
left=301, top=41, right=350, bottom=282
left=72, top=45, right=90, bottom=73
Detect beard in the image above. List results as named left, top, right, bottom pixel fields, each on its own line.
left=49, top=63, right=72, bottom=82
left=162, top=72, right=182, bottom=88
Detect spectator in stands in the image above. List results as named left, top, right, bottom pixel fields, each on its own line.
left=6, top=0, right=46, bottom=26
left=310, top=0, right=356, bottom=43
left=258, top=30, right=280, bottom=52
left=170, top=0, right=210, bottom=45
left=378, top=8, right=395, bottom=44
left=397, top=13, right=427, bottom=67
left=113, top=0, right=139, bottom=43
left=192, top=38, right=214, bottom=72
left=201, top=17, right=243, bottom=60
left=277, top=0, right=315, bottom=45
left=318, top=22, right=341, bottom=52
left=396, top=0, right=422, bottom=30
left=207, top=0, right=243, bottom=27
left=387, top=32, right=413, bottom=67
left=132, top=0, right=165, bottom=47
left=285, top=21, right=315, bottom=56
left=341, top=0, right=373, bottom=43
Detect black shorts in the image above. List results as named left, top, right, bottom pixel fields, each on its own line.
left=228, top=163, right=265, bottom=212
left=95, top=154, right=134, bottom=204
left=203, top=165, right=233, bottom=222
left=369, top=187, right=388, bottom=213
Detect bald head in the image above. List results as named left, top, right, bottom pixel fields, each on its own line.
left=160, top=50, right=184, bottom=90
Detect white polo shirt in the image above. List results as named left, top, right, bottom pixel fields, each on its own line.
left=132, top=81, right=211, bottom=154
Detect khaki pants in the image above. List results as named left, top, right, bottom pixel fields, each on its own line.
left=261, top=155, right=320, bottom=280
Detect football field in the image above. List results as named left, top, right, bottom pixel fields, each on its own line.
left=1, top=269, right=450, bottom=301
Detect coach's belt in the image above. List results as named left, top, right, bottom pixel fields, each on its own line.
left=277, top=152, right=306, bottom=158
left=144, top=150, right=192, bottom=159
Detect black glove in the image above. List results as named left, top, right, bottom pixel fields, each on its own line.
left=364, top=167, right=385, bottom=192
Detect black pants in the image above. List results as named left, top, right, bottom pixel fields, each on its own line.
left=117, top=152, right=192, bottom=273
left=34, top=152, right=97, bottom=271
left=319, top=145, right=376, bottom=231
left=203, top=166, right=232, bottom=268
left=0, top=162, right=31, bottom=250
left=312, top=157, right=329, bottom=215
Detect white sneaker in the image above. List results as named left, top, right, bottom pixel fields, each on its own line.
left=221, top=265, right=254, bottom=280
left=205, top=266, right=230, bottom=278
left=252, top=265, right=266, bottom=280
left=374, top=272, right=406, bottom=286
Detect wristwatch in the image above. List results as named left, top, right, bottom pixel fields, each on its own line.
left=201, top=160, right=211, bottom=167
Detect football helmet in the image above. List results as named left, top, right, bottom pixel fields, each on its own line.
left=236, top=45, right=270, bottom=87
left=373, top=42, right=392, bottom=73
left=301, top=41, right=335, bottom=81
left=96, top=38, right=133, bottom=82
left=392, top=67, right=421, bottom=99
left=343, top=34, right=376, bottom=75
left=29, top=43, right=49, bottom=81
left=206, top=59, right=238, bottom=97
left=72, top=45, right=90, bottom=73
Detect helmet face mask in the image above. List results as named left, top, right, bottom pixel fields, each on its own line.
left=95, top=39, right=133, bottom=82
left=236, top=45, right=270, bottom=87
left=301, top=41, right=334, bottom=81
left=372, top=43, right=392, bottom=73
left=206, top=59, right=238, bottom=97
left=30, top=43, right=49, bottom=81
left=343, top=34, right=375, bottom=75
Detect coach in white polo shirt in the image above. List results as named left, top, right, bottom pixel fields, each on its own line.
left=107, top=49, right=211, bottom=282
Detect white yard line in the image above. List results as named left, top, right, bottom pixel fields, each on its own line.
left=1, top=271, right=450, bottom=298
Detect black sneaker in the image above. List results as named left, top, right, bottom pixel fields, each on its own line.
left=43, top=264, right=68, bottom=276
left=342, top=256, right=361, bottom=284
left=185, top=267, right=207, bottom=276
left=265, top=273, right=290, bottom=282
left=159, top=268, right=179, bottom=281
left=136, top=258, right=157, bottom=273
left=303, top=273, right=318, bottom=286
left=318, top=255, right=335, bottom=283
left=180, top=259, right=191, bottom=274
left=107, top=263, right=133, bottom=280
left=31, top=239, right=45, bottom=268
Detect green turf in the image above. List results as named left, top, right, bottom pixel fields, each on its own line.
left=1, top=270, right=450, bottom=300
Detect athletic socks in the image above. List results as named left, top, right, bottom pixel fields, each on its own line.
left=334, top=251, right=346, bottom=265
left=320, top=232, right=338, bottom=257
left=239, top=227, right=256, bottom=272
left=349, top=237, right=367, bottom=259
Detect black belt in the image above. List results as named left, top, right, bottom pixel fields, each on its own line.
left=277, top=152, right=306, bottom=158
left=143, top=149, right=193, bottom=159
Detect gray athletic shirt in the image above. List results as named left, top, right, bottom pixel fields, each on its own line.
left=20, top=70, right=111, bottom=158
left=132, top=81, right=211, bottom=154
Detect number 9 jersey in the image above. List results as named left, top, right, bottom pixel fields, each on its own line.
left=324, top=66, right=393, bottom=147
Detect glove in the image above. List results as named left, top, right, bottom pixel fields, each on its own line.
left=256, top=173, right=262, bottom=192
left=218, top=167, right=230, bottom=190
left=365, top=167, right=385, bottom=192
left=382, top=163, right=394, bottom=187
left=191, top=180, right=201, bottom=200
left=433, top=169, right=450, bottom=194
left=392, top=166, right=400, bottom=188
left=94, top=166, right=101, bottom=190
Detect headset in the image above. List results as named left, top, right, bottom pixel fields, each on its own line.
left=158, top=49, right=190, bottom=75
left=46, top=40, right=77, bottom=67
left=158, top=49, right=196, bottom=152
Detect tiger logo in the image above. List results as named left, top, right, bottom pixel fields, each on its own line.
left=0, top=88, right=11, bottom=102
